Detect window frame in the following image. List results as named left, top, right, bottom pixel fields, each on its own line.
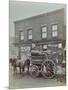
left=19, top=31, right=24, bottom=41
left=58, top=43, right=62, bottom=48
left=27, top=28, right=32, bottom=40
left=41, top=25, right=47, bottom=39
left=43, top=44, right=48, bottom=50
left=51, top=24, right=58, bottom=37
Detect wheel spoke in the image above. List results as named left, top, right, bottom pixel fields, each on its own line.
left=30, top=65, right=39, bottom=77
left=41, top=60, right=56, bottom=78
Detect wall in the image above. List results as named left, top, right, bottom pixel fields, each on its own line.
left=15, top=9, right=66, bottom=46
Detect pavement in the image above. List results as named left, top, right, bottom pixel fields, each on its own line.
left=9, top=64, right=66, bottom=89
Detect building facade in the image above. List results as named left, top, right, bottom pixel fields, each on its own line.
left=14, top=8, right=66, bottom=61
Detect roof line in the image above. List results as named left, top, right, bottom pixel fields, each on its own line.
left=14, top=8, right=64, bottom=23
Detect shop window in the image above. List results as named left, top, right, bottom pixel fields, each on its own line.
left=58, top=43, right=62, bottom=48
left=43, top=45, right=47, bottom=50
left=21, top=46, right=31, bottom=52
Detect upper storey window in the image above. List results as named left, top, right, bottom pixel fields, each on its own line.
left=52, top=24, right=58, bottom=37
left=42, top=26, right=47, bottom=39
left=28, top=29, right=32, bottom=40
left=20, top=31, right=24, bottom=40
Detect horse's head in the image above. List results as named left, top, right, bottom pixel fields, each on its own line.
left=11, top=58, right=17, bottom=66
left=9, top=58, right=13, bottom=63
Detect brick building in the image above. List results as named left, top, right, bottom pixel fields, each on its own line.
left=14, top=8, right=66, bottom=61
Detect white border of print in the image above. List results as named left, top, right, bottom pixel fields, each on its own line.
left=0, top=0, right=68, bottom=90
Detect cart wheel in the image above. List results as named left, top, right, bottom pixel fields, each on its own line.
left=41, top=60, right=56, bottom=79
left=29, top=65, right=39, bottom=78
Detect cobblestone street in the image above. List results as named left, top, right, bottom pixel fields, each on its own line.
left=9, top=64, right=65, bottom=89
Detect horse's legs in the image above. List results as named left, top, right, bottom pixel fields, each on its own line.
left=22, top=64, right=25, bottom=72
left=16, top=67, right=17, bottom=74
left=27, top=65, right=30, bottom=74
left=14, top=66, right=16, bottom=74
left=19, top=67, right=21, bottom=74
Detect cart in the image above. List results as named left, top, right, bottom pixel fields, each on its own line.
left=29, top=49, right=57, bottom=78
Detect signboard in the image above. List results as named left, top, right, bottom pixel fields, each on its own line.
left=48, top=44, right=58, bottom=48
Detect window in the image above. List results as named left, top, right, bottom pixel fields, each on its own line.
left=52, top=24, right=58, bottom=37
left=58, top=43, right=62, bottom=48
left=20, top=31, right=24, bottom=40
left=21, top=46, right=31, bottom=52
left=32, top=43, right=36, bottom=48
left=42, top=26, right=47, bottom=38
left=28, top=29, right=32, bottom=40
left=43, top=45, right=47, bottom=49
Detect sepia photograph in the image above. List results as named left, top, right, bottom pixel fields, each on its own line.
left=9, top=0, right=66, bottom=89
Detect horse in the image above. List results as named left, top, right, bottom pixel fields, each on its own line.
left=10, top=58, right=30, bottom=75
left=22, top=59, right=30, bottom=74
left=13, top=58, right=24, bottom=74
